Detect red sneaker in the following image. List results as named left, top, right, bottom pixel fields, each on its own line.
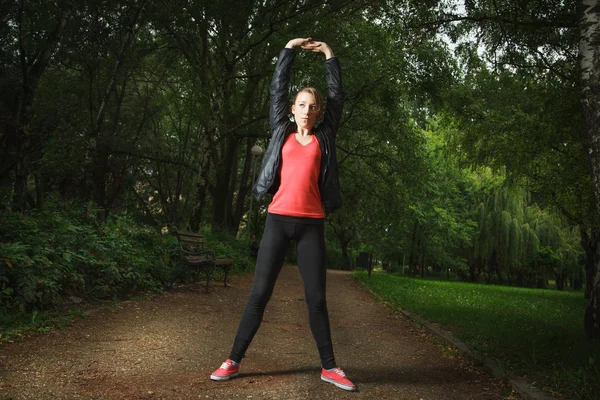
left=321, top=367, right=356, bottom=391
left=210, top=359, right=240, bottom=381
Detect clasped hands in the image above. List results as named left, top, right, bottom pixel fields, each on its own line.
left=285, top=38, right=334, bottom=59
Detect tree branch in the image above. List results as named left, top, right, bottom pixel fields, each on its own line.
left=108, top=148, right=201, bottom=173
left=417, top=12, right=577, bottom=30
left=18, top=0, right=27, bottom=88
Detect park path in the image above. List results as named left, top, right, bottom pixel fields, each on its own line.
left=0, top=267, right=519, bottom=400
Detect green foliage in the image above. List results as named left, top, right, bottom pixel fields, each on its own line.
left=0, top=202, right=173, bottom=314
left=470, top=185, right=583, bottom=287
left=200, top=229, right=254, bottom=274
left=0, top=0, right=595, bottom=350
left=354, top=270, right=600, bottom=399
left=445, top=30, right=595, bottom=228
left=0, top=202, right=258, bottom=338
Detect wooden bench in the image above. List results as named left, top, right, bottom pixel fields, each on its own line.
left=174, top=231, right=235, bottom=291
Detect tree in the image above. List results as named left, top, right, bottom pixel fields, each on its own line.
left=428, top=0, right=600, bottom=338
left=1, top=0, right=75, bottom=211
left=579, top=0, right=600, bottom=339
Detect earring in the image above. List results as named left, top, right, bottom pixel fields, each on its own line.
left=289, top=114, right=295, bottom=122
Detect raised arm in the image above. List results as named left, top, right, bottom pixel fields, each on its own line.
left=269, top=38, right=311, bottom=131
left=302, top=41, right=343, bottom=135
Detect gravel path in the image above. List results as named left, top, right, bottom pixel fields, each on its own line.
left=0, top=267, right=519, bottom=399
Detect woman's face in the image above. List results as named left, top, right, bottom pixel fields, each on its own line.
left=292, top=92, right=318, bottom=129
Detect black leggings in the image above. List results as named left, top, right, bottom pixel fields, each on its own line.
left=229, top=213, right=336, bottom=369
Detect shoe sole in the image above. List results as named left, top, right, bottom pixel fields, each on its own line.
left=210, top=372, right=239, bottom=381
left=321, top=375, right=356, bottom=391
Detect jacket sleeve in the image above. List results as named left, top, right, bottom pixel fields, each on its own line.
left=269, top=48, right=296, bottom=132
left=321, top=57, right=344, bottom=137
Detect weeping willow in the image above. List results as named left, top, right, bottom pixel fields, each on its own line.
left=535, top=214, right=583, bottom=289
left=471, top=186, right=581, bottom=288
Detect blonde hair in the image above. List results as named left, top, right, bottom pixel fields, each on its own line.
left=293, top=87, right=324, bottom=121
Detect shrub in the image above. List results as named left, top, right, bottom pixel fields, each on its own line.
left=0, top=202, right=175, bottom=313
left=201, top=229, right=254, bottom=273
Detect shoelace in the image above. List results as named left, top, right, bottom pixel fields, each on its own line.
left=220, top=361, right=233, bottom=369
left=335, top=368, right=346, bottom=378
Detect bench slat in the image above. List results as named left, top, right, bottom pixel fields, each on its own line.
left=179, top=236, right=206, bottom=244
left=181, top=237, right=207, bottom=244
left=174, top=230, right=235, bottom=289
left=214, top=259, right=235, bottom=265
left=176, top=230, right=203, bottom=237
left=185, top=255, right=211, bottom=264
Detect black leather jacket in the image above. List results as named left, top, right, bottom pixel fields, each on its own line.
left=252, top=48, right=343, bottom=214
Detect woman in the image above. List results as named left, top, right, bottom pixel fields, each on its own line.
left=210, top=38, right=355, bottom=392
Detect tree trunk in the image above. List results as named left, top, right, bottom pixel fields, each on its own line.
left=496, top=265, right=504, bottom=284
left=554, top=268, right=565, bottom=290
left=189, top=159, right=211, bottom=232
left=485, top=260, right=493, bottom=283
left=574, top=267, right=584, bottom=290
left=408, top=221, right=419, bottom=276
left=580, top=0, right=600, bottom=339
left=212, top=135, right=237, bottom=231
left=468, top=257, right=477, bottom=281
left=488, top=250, right=500, bottom=283
left=92, top=144, right=109, bottom=221
left=189, top=184, right=207, bottom=232
left=93, top=0, right=147, bottom=133
left=226, top=144, right=238, bottom=231
left=580, top=225, right=598, bottom=299
left=11, top=3, right=72, bottom=211
left=12, top=121, right=31, bottom=211
left=34, top=172, right=44, bottom=209
left=0, top=122, right=17, bottom=209
left=340, top=240, right=351, bottom=270
left=89, top=2, right=146, bottom=221
left=231, top=137, right=256, bottom=235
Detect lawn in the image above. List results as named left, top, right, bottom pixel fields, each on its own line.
left=352, top=270, right=600, bottom=400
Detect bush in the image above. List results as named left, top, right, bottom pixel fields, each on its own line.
left=325, top=246, right=346, bottom=270
left=201, top=230, right=254, bottom=274
left=0, top=202, right=262, bottom=322
left=0, top=202, right=175, bottom=314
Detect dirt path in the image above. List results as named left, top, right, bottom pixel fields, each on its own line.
left=0, top=267, right=518, bottom=399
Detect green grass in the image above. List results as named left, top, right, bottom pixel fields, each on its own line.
left=353, top=270, right=600, bottom=400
